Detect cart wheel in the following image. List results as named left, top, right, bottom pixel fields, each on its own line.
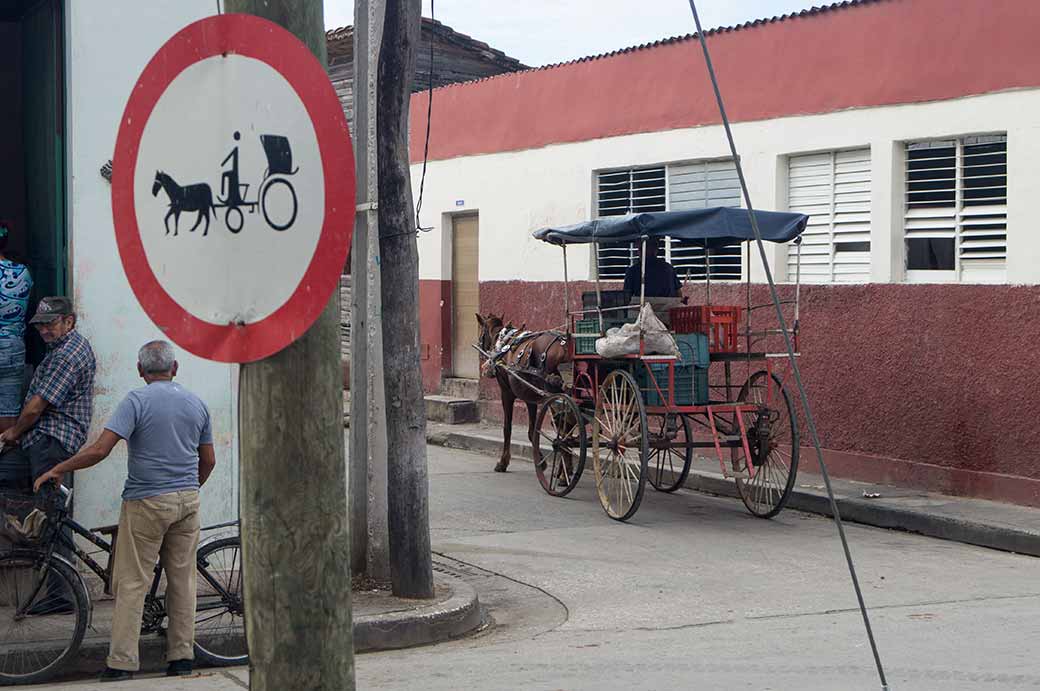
left=534, top=394, right=587, bottom=497
left=261, top=178, right=298, bottom=231
left=225, top=207, right=244, bottom=234
left=647, top=414, right=693, bottom=493
left=732, top=371, right=800, bottom=518
left=592, top=369, right=648, bottom=521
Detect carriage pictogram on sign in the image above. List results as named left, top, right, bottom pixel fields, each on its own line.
left=151, top=132, right=300, bottom=236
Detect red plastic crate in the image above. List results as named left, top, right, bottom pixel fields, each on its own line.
left=670, top=305, right=743, bottom=352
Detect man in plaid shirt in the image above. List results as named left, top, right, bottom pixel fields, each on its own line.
left=0, top=296, right=96, bottom=490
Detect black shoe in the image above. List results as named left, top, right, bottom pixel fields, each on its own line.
left=99, top=667, right=134, bottom=682
left=25, top=598, right=74, bottom=615
left=167, top=659, right=194, bottom=676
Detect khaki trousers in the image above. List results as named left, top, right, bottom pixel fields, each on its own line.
left=107, top=490, right=200, bottom=672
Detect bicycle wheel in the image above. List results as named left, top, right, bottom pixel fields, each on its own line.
left=193, top=537, right=247, bottom=666
left=0, top=552, right=88, bottom=686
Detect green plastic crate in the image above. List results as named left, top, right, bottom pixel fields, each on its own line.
left=639, top=336, right=710, bottom=406
left=573, top=317, right=631, bottom=355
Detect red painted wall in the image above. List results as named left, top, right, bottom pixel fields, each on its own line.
left=418, top=279, right=451, bottom=393
left=478, top=281, right=1040, bottom=506
left=410, top=0, right=1040, bottom=162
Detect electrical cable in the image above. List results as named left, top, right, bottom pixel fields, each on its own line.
left=413, top=0, right=435, bottom=234
left=684, top=1, right=889, bottom=688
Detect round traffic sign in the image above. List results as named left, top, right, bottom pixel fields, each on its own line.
left=112, top=14, right=355, bottom=363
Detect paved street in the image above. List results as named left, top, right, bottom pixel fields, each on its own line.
left=38, top=444, right=1040, bottom=690
left=353, top=445, right=1040, bottom=691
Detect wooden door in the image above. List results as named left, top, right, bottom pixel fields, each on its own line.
left=451, top=215, right=479, bottom=379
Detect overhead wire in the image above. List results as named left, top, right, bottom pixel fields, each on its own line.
left=684, top=1, right=889, bottom=689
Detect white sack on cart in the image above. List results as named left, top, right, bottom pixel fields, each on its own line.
left=595, top=303, right=680, bottom=358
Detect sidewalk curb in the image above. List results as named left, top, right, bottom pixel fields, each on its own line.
left=60, top=573, right=481, bottom=680
left=354, top=571, right=483, bottom=653
left=428, top=427, right=1040, bottom=558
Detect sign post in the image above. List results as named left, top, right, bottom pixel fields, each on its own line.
left=112, top=10, right=355, bottom=689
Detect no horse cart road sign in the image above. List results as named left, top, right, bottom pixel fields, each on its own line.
left=112, top=14, right=355, bottom=363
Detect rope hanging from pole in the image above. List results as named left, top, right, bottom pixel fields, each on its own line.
left=684, top=2, right=889, bottom=688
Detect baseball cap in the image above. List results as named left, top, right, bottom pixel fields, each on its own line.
left=29, top=296, right=74, bottom=325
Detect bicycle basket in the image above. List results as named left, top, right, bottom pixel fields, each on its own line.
left=0, top=492, right=61, bottom=547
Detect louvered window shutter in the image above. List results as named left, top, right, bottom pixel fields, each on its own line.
left=904, top=135, right=1006, bottom=282
left=787, top=149, right=871, bottom=283
left=595, top=167, right=666, bottom=280
left=668, top=160, right=742, bottom=280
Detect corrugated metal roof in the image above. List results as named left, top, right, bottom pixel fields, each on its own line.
left=326, top=17, right=527, bottom=69
left=427, top=0, right=889, bottom=90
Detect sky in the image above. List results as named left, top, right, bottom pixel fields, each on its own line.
left=323, top=1, right=824, bottom=66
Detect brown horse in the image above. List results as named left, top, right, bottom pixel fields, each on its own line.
left=476, top=313, right=571, bottom=472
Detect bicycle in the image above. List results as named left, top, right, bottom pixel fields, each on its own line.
left=0, top=486, right=247, bottom=685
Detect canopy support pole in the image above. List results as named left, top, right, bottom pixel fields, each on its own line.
left=595, top=242, right=604, bottom=333
left=640, top=236, right=647, bottom=308
left=795, top=239, right=802, bottom=336
left=562, top=243, right=570, bottom=329
left=704, top=239, right=711, bottom=307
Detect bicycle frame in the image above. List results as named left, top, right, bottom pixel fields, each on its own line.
left=24, top=507, right=242, bottom=627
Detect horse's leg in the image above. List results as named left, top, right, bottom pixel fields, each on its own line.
left=164, top=209, right=176, bottom=236
left=187, top=210, right=204, bottom=234
left=202, top=208, right=210, bottom=237
left=173, top=210, right=182, bottom=236
left=495, top=384, right=514, bottom=473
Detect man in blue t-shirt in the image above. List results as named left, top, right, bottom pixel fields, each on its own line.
left=35, top=340, right=216, bottom=683
left=623, top=237, right=681, bottom=299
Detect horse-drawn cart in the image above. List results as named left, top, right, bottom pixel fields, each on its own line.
left=524, top=207, right=810, bottom=522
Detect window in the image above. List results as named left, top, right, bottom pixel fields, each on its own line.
left=594, top=161, right=742, bottom=281
left=904, top=135, right=1007, bottom=282
left=595, top=167, right=665, bottom=280
left=787, top=149, right=872, bottom=283
left=668, top=160, right=742, bottom=280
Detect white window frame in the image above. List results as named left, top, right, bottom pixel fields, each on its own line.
left=593, top=158, right=743, bottom=282
left=786, top=148, right=872, bottom=284
left=903, top=134, right=1007, bottom=284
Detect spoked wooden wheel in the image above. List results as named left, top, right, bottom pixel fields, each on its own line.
left=732, top=371, right=800, bottom=518
left=592, top=370, right=649, bottom=521
left=647, top=414, right=693, bottom=493
left=535, top=394, right=587, bottom=497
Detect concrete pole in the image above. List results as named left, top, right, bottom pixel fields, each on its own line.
left=352, top=0, right=392, bottom=582
left=226, top=1, right=355, bottom=689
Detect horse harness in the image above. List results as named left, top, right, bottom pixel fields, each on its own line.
left=485, top=328, right=568, bottom=380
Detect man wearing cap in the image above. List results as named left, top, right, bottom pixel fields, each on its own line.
left=0, top=296, right=97, bottom=492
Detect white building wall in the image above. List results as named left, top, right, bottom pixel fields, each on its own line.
left=66, top=1, right=238, bottom=530
left=412, top=88, right=1039, bottom=286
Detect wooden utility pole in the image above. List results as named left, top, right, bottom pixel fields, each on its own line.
left=378, top=0, right=434, bottom=599
left=227, top=1, right=356, bottom=689
left=352, top=0, right=392, bottom=582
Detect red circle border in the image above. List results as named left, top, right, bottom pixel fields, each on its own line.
left=112, top=14, right=356, bottom=363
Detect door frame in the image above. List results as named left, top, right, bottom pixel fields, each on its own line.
left=449, top=212, right=479, bottom=379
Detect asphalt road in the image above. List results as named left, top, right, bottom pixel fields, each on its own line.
left=355, top=444, right=1040, bottom=691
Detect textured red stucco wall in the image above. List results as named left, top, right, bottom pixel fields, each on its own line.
left=418, top=279, right=451, bottom=393
left=476, top=281, right=1040, bottom=505
left=410, top=0, right=1040, bottom=163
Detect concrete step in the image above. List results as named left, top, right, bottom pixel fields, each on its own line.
left=425, top=395, right=480, bottom=425
left=442, top=377, right=480, bottom=400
